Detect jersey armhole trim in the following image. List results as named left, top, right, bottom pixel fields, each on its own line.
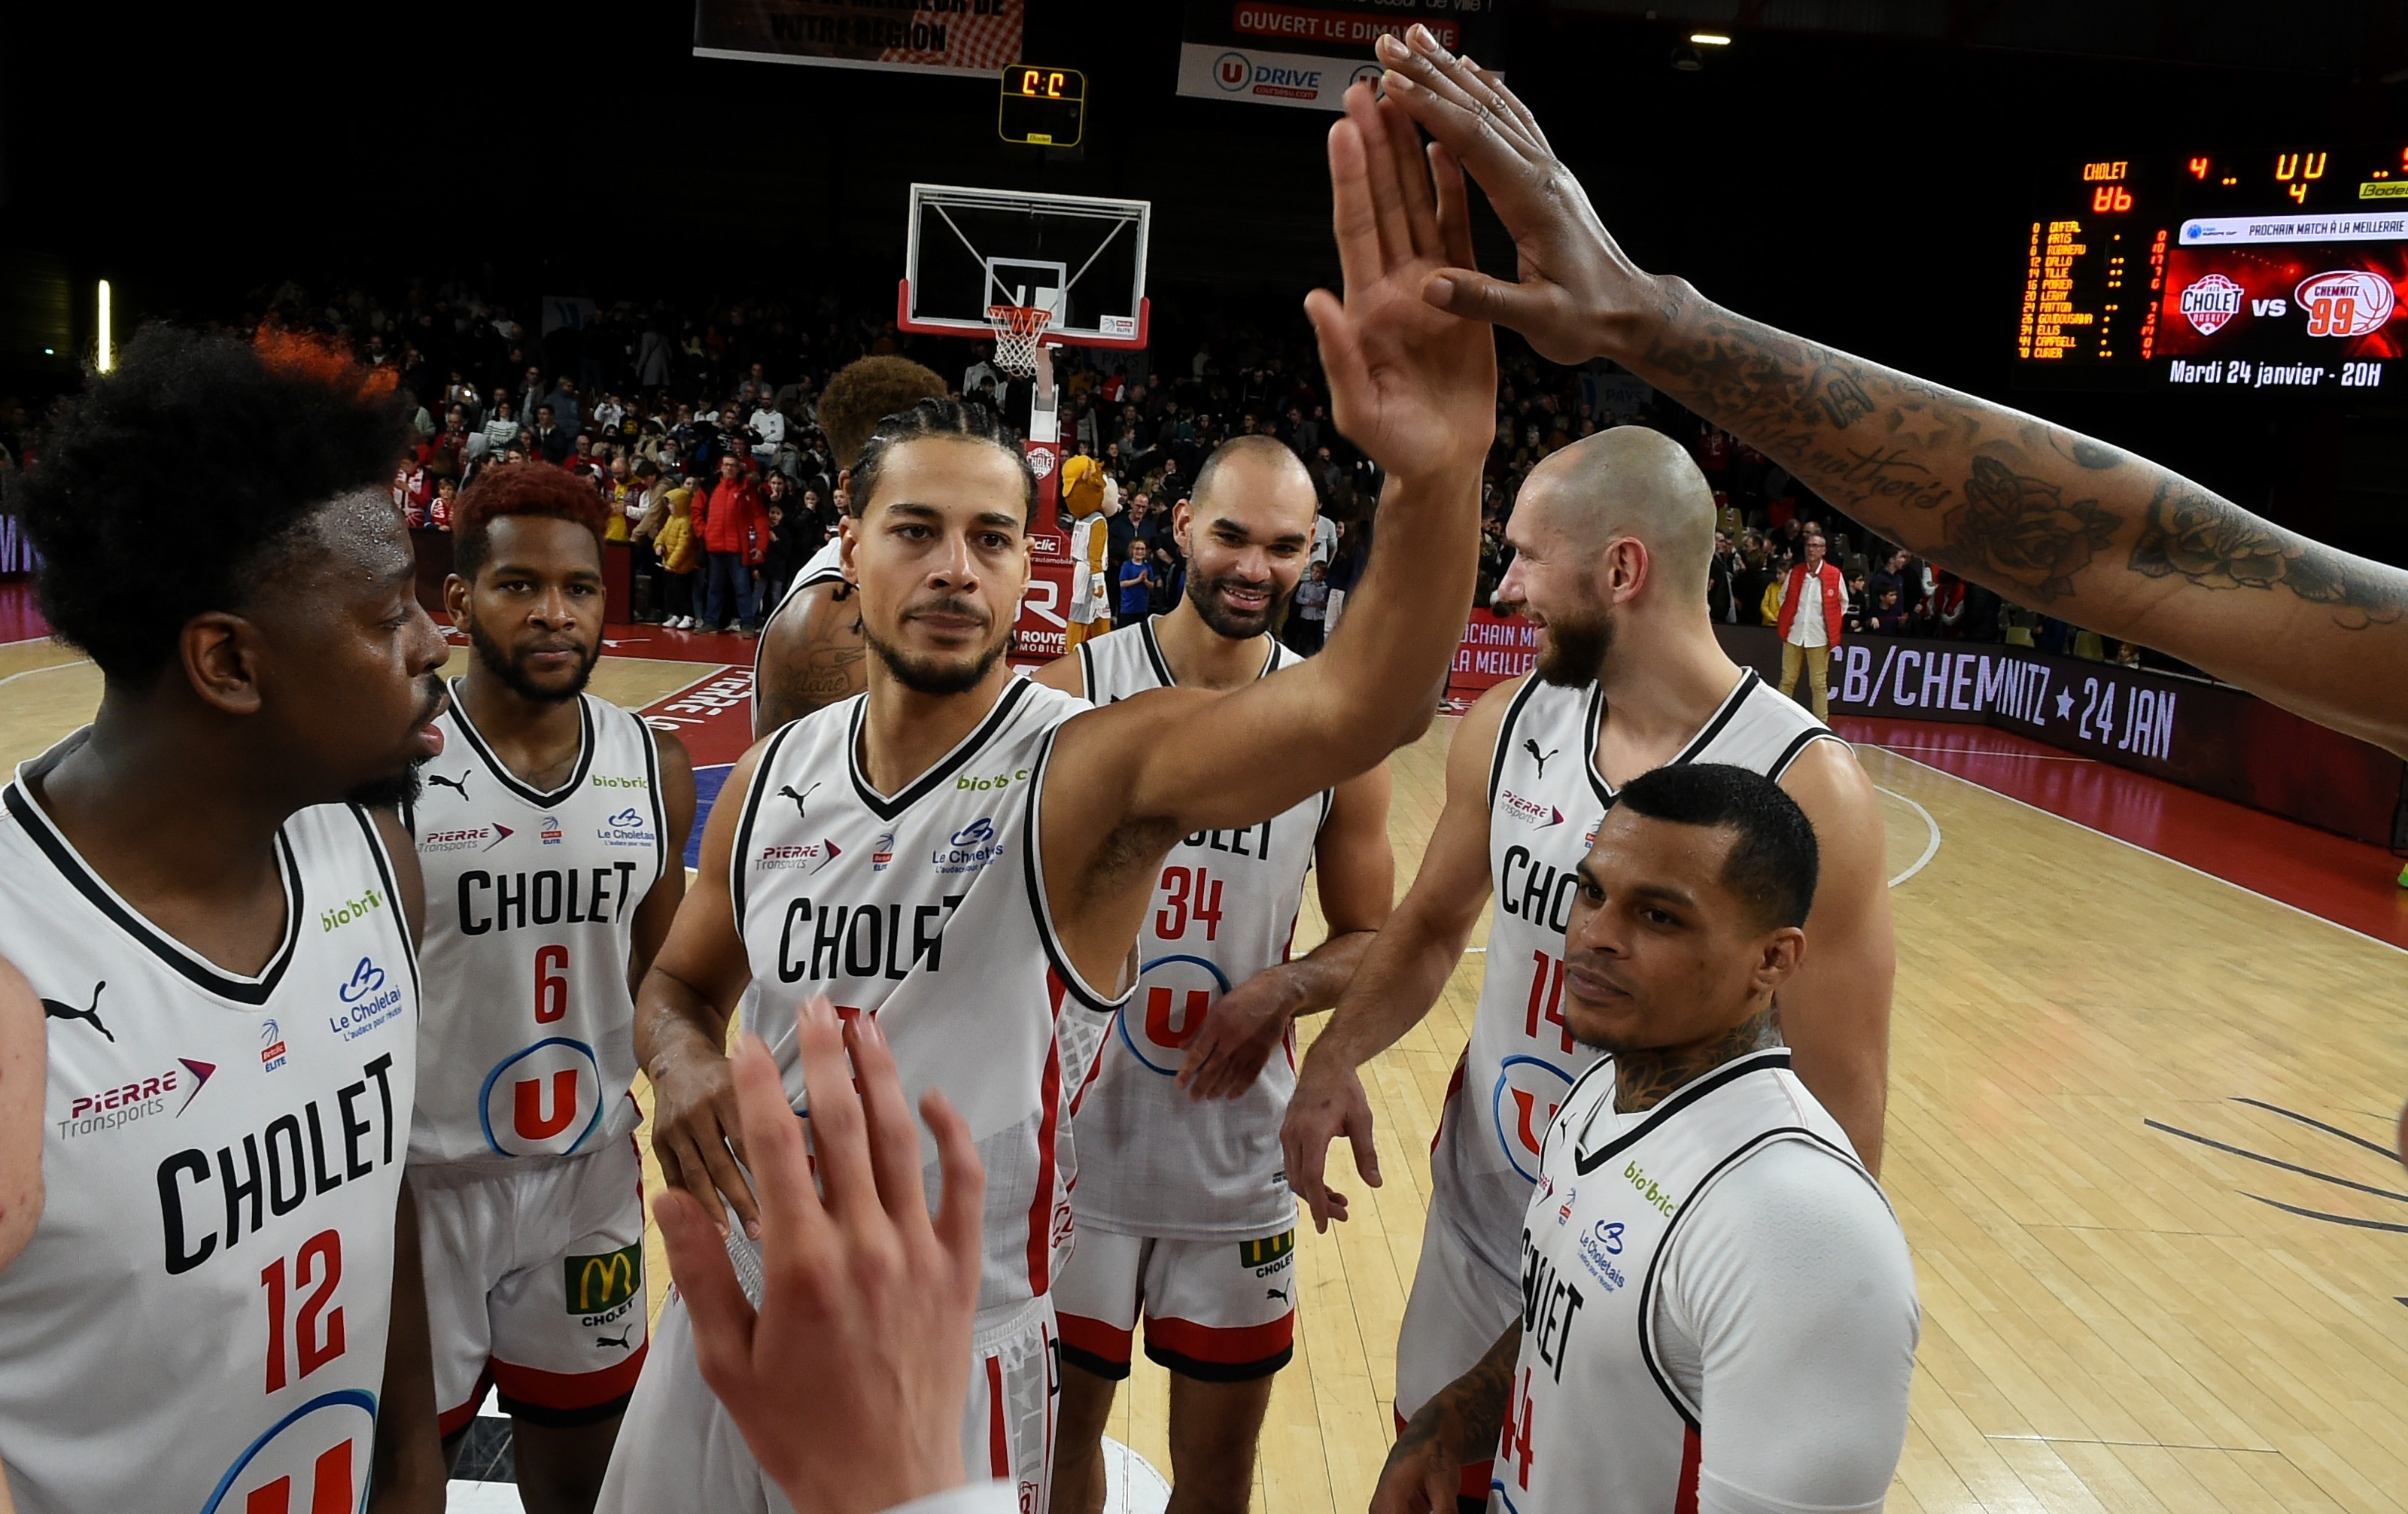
left=638, top=713, right=670, bottom=889
left=729, top=720, right=802, bottom=929
left=1768, top=728, right=1843, bottom=781
left=347, top=802, right=422, bottom=1008
left=1138, top=619, right=1176, bottom=687
left=1634, top=1123, right=1814, bottom=1428
left=1486, top=676, right=1547, bottom=808
left=1077, top=640, right=1098, bottom=702
left=1022, top=727, right=1137, bottom=1016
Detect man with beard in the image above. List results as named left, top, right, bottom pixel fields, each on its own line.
left=1282, top=426, right=1893, bottom=1511
left=406, top=463, right=695, bottom=1511
left=1029, top=436, right=1397, bottom=1514
left=609, top=81, right=1495, bottom=1513
left=752, top=356, right=950, bottom=737
left=0, top=328, right=448, bottom=1511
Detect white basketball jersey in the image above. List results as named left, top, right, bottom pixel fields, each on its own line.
left=732, top=678, right=1127, bottom=1314
left=1431, top=670, right=1838, bottom=1281
left=406, top=685, right=667, bottom=1166
left=751, top=537, right=849, bottom=727
left=1070, top=618, right=1329, bottom=1238
left=0, top=734, right=418, bottom=1514
left=1488, top=1049, right=1880, bottom=1513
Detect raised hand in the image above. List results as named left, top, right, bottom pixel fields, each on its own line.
left=1373, top=25, right=1659, bottom=365
left=655, top=996, right=987, bottom=1514
left=1304, top=81, right=1497, bottom=483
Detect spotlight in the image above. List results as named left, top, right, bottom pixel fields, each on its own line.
left=96, top=280, right=113, bottom=374
left=1690, top=32, right=1733, bottom=45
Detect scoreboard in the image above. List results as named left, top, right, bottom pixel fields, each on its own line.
left=2014, top=144, right=2408, bottom=395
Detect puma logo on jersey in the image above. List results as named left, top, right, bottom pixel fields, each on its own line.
left=1525, top=739, right=1558, bottom=776
left=1266, top=1287, right=1288, bottom=1303
left=595, top=1327, right=637, bottom=1351
left=778, top=782, right=822, bottom=820
left=427, top=771, right=471, bottom=799
left=41, top=981, right=113, bottom=1042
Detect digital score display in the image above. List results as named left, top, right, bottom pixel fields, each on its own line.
left=2014, top=145, right=2408, bottom=394
left=998, top=65, right=1084, bottom=147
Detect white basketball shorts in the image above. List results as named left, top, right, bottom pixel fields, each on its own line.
left=1054, top=1224, right=1297, bottom=1383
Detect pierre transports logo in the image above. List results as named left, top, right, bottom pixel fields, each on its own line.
left=422, top=822, right=512, bottom=853
left=57, top=1056, right=215, bottom=1142
left=1499, top=789, right=1565, bottom=828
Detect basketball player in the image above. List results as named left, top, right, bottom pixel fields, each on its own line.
left=1031, top=436, right=1397, bottom=1514
left=1368, top=24, right=2408, bottom=1170
left=406, top=463, right=696, bottom=1509
left=1373, top=765, right=1918, bottom=1514
left=0, top=329, right=446, bottom=1509
left=604, top=81, right=1497, bottom=1512
left=753, top=357, right=951, bottom=737
left=1281, top=426, right=1893, bottom=1503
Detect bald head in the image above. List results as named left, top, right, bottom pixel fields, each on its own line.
left=1191, top=433, right=1318, bottom=521
left=1518, top=427, right=1716, bottom=605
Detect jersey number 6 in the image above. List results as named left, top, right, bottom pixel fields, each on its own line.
left=535, top=944, right=570, bottom=1023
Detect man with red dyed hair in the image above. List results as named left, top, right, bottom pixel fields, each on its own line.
left=406, top=462, right=697, bottom=1511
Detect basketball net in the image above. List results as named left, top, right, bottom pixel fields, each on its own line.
left=986, top=303, right=1054, bottom=378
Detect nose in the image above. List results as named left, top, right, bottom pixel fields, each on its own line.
left=929, top=530, right=981, bottom=591
left=1497, top=555, right=1528, bottom=604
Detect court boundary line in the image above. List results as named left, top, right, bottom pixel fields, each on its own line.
left=1875, top=784, right=1941, bottom=888
left=1870, top=746, right=2408, bottom=959
left=0, top=658, right=88, bottom=689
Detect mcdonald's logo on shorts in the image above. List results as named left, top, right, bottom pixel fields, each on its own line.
left=565, top=1242, right=642, bottom=1314
left=1236, top=1230, right=1295, bottom=1269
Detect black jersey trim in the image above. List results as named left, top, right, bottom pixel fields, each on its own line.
left=348, top=803, right=422, bottom=1008
left=729, top=720, right=804, bottom=929
left=1586, top=669, right=1761, bottom=810
left=445, top=679, right=598, bottom=808
left=3, top=779, right=306, bottom=1006
left=1570, top=1048, right=1793, bottom=1176
left=1487, top=675, right=1549, bottom=809
left=844, top=677, right=1035, bottom=822
left=1077, top=639, right=1099, bottom=701
left=1581, top=682, right=1611, bottom=810
left=1021, top=725, right=1137, bottom=1015
left=638, top=713, right=670, bottom=890
left=1137, top=617, right=1177, bottom=687
left=1767, top=727, right=1842, bottom=781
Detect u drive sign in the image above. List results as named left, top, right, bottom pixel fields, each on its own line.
left=1176, top=0, right=1499, bottom=111
left=1177, top=42, right=1381, bottom=109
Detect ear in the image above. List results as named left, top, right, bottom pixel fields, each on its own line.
left=180, top=612, right=265, bottom=716
left=1750, top=925, right=1807, bottom=999
left=838, top=514, right=859, bottom=585
left=442, top=573, right=475, bottom=631
left=1600, top=536, right=1652, bottom=607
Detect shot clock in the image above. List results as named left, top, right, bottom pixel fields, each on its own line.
left=2015, top=144, right=2408, bottom=395
left=999, top=65, right=1084, bottom=147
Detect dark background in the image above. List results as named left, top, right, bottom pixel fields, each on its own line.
left=5, top=1, right=2406, bottom=555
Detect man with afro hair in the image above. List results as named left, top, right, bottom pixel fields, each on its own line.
left=0, top=327, right=448, bottom=1511
left=404, top=461, right=696, bottom=1510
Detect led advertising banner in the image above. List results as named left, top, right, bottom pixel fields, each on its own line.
left=695, top=0, right=1023, bottom=78
left=1176, top=1, right=1500, bottom=112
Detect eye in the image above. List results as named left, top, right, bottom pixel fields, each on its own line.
left=1640, top=907, right=1677, bottom=927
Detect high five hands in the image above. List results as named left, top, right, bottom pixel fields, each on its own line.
left=1370, top=23, right=1659, bottom=366
left=1305, top=79, right=1498, bottom=482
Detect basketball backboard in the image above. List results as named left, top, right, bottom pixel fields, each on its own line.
left=899, top=184, right=1151, bottom=351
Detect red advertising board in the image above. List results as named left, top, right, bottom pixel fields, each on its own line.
left=1447, top=609, right=1537, bottom=699
left=1011, top=527, right=1076, bottom=666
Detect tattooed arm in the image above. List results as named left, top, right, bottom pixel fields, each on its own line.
left=754, top=579, right=868, bottom=738
left=1372, top=1323, right=1522, bottom=1514
left=1373, top=26, right=2408, bottom=758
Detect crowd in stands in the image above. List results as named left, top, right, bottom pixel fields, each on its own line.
left=4, top=273, right=2157, bottom=670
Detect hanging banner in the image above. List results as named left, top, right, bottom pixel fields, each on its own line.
left=695, top=0, right=1023, bottom=78
left=1177, top=0, right=1501, bottom=111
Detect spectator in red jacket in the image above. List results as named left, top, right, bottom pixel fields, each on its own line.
left=697, top=452, right=770, bottom=634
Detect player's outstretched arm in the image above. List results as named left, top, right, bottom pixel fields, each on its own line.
left=1178, top=761, right=1396, bottom=1102
left=1282, top=678, right=1507, bottom=1229
left=754, top=582, right=866, bottom=739
left=1373, top=26, right=2408, bottom=759
left=368, top=1187, right=445, bottom=1512
left=658, top=996, right=991, bottom=1514
left=635, top=740, right=774, bottom=1237
left=627, top=731, right=698, bottom=999
left=1773, top=740, right=1897, bottom=1174
left=0, top=956, right=42, bottom=1275
left=1046, top=81, right=1495, bottom=854
left=1372, top=1321, right=1522, bottom=1514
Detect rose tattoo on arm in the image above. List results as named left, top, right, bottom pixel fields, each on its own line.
left=1937, top=457, right=2120, bottom=602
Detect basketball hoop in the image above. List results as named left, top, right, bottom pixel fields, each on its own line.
left=986, top=303, right=1054, bottom=378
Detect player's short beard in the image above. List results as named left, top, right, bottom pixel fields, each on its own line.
left=1534, top=596, right=1616, bottom=687
left=345, top=763, right=426, bottom=810
left=468, top=616, right=599, bottom=706
left=865, top=601, right=1007, bottom=695
left=1187, top=567, right=1294, bottom=640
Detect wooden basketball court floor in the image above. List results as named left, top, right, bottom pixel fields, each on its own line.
left=6, top=622, right=2406, bottom=1514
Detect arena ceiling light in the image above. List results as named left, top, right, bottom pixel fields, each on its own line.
left=1689, top=32, right=1733, bottom=45
left=96, top=280, right=112, bottom=373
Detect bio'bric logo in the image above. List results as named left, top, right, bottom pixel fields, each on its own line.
left=338, top=957, right=386, bottom=1004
